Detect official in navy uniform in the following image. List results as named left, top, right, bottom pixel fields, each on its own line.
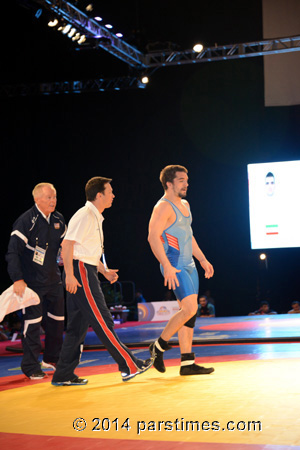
left=6, top=183, right=66, bottom=379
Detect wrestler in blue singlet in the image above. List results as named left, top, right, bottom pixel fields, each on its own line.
left=160, top=198, right=199, bottom=300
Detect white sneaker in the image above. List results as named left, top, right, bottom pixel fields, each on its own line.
left=41, top=360, right=56, bottom=371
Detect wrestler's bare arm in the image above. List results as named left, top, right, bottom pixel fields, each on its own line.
left=148, top=201, right=181, bottom=290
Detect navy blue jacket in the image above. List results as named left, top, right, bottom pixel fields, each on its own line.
left=6, top=205, right=66, bottom=287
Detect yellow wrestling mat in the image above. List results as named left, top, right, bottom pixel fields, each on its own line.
left=1, top=359, right=300, bottom=447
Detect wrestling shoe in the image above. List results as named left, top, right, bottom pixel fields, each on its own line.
left=180, top=364, right=215, bottom=375
left=29, top=370, right=47, bottom=380
left=41, top=360, right=56, bottom=371
left=51, top=376, right=88, bottom=386
left=122, top=358, right=154, bottom=382
left=149, top=341, right=172, bottom=373
left=180, top=352, right=214, bottom=375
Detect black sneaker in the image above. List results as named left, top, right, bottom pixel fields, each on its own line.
left=51, top=376, right=88, bottom=386
left=29, top=370, right=47, bottom=380
left=149, top=342, right=166, bottom=373
left=122, top=358, right=154, bottom=382
left=180, top=364, right=215, bottom=376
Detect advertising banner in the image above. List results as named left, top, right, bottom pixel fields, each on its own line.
left=138, top=301, right=180, bottom=322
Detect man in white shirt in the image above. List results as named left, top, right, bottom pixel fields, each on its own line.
left=52, top=176, right=153, bottom=385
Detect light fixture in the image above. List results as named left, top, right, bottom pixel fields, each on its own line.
left=193, top=43, right=204, bottom=53
left=68, top=28, right=77, bottom=38
left=72, top=33, right=81, bottom=41
left=94, top=16, right=102, bottom=22
left=141, top=76, right=149, bottom=84
left=105, top=24, right=113, bottom=29
left=259, top=253, right=268, bottom=269
left=78, top=35, right=86, bottom=44
left=62, top=24, right=72, bottom=35
left=48, top=18, right=59, bottom=28
left=116, top=32, right=123, bottom=38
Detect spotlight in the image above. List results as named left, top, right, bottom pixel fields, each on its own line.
left=68, top=28, right=77, bottom=38
left=193, top=43, right=204, bottom=53
left=259, top=253, right=268, bottom=269
left=62, top=24, right=72, bottom=35
left=72, top=33, right=81, bottom=41
left=48, top=18, right=58, bottom=28
left=94, top=16, right=102, bottom=22
left=141, top=76, right=149, bottom=84
left=105, top=24, right=113, bottom=29
left=116, top=32, right=123, bottom=38
left=78, top=35, right=86, bottom=44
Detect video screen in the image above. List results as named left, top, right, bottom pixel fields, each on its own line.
left=247, top=160, right=300, bottom=249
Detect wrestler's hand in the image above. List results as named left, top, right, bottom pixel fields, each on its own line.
left=200, top=259, right=214, bottom=279
left=163, top=263, right=181, bottom=291
left=104, top=269, right=119, bottom=284
left=65, top=274, right=82, bottom=294
left=13, top=280, right=27, bottom=298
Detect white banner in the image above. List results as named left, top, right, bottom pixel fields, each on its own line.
left=138, top=301, right=180, bottom=322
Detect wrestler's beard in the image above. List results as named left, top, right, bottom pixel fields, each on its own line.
left=178, top=190, right=187, bottom=198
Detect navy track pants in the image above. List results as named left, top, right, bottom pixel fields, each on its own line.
left=53, top=261, right=142, bottom=382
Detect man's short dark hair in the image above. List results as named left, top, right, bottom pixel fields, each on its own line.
left=266, top=172, right=275, bottom=179
left=260, top=301, right=269, bottom=306
left=85, top=176, right=112, bottom=201
left=159, top=165, right=188, bottom=190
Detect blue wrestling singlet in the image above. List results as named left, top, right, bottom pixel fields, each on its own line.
left=160, top=198, right=199, bottom=300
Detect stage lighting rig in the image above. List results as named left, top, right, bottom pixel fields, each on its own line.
left=8, top=0, right=300, bottom=95
left=33, top=0, right=144, bottom=66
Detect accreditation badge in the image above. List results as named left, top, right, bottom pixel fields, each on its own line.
left=33, top=245, right=46, bottom=265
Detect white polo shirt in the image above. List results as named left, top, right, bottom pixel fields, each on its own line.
left=64, top=201, right=104, bottom=266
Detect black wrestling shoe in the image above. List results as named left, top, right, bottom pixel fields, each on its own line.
left=149, top=341, right=172, bottom=373
left=180, top=364, right=215, bottom=376
left=180, top=352, right=214, bottom=376
left=51, top=376, right=88, bottom=386
left=122, top=358, right=154, bottom=382
left=29, top=370, right=47, bottom=380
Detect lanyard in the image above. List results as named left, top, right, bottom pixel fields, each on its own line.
left=93, top=212, right=108, bottom=272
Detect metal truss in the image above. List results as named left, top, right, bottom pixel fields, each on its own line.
left=3, top=35, right=300, bottom=97
left=3, top=1, right=300, bottom=95
left=35, top=0, right=146, bottom=68
left=33, top=1, right=300, bottom=69
left=0, top=76, right=146, bottom=97
left=144, top=35, right=300, bottom=68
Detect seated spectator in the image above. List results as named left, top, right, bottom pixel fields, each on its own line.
left=249, top=301, right=277, bottom=315
left=197, top=295, right=215, bottom=317
left=288, top=301, right=300, bottom=314
left=135, top=291, right=147, bottom=303
left=204, top=289, right=215, bottom=306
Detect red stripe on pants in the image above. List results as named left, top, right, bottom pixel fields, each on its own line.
left=78, top=262, right=138, bottom=374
